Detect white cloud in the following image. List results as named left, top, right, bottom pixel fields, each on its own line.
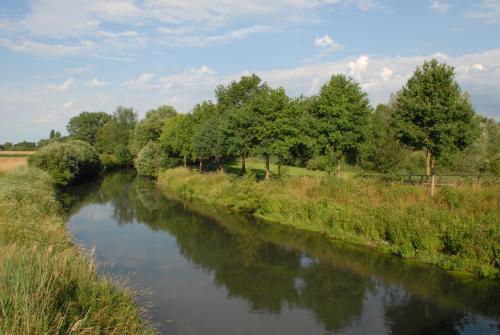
left=0, top=38, right=85, bottom=57
left=158, top=65, right=217, bottom=89
left=467, top=0, right=500, bottom=23
left=348, top=55, right=369, bottom=78
left=429, top=0, right=450, bottom=13
left=472, top=63, right=485, bottom=71
left=314, top=35, right=342, bottom=49
left=124, top=73, right=155, bottom=87
left=47, top=78, right=75, bottom=92
left=380, top=67, right=394, bottom=81
left=63, top=100, right=74, bottom=108
left=86, top=78, right=110, bottom=87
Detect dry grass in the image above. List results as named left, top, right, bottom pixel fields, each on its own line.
left=0, top=150, right=35, bottom=156
left=0, top=157, right=28, bottom=174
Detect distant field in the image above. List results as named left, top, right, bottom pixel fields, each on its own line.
left=0, top=150, right=35, bottom=157
left=0, top=157, right=28, bottom=174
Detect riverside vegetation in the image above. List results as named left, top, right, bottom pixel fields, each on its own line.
left=157, top=167, right=499, bottom=278
left=0, top=164, right=152, bottom=333
left=1, top=59, right=499, bottom=331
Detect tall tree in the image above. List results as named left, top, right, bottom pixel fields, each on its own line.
left=133, top=105, right=177, bottom=153
left=160, top=114, right=195, bottom=167
left=312, top=74, right=371, bottom=171
left=252, top=86, right=290, bottom=179
left=217, top=74, right=264, bottom=174
left=393, top=59, right=479, bottom=195
left=360, top=104, right=407, bottom=173
left=394, top=59, right=478, bottom=175
left=96, top=107, right=137, bottom=167
left=67, top=111, right=111, bottom=146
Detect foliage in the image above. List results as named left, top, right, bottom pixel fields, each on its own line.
left=0, top=167, right=153, bottom=334
left=67, top=111, right=111, bottom=146
left=134, top=141, right=163, bottom=177
left=96, top=106, right=137, bottom=167
left=28, top=140, right=100, bottom=185
left=132, top=105, right=177, bottom=154
left=393, top=59, right=479, bottom=173
left=360, top=104, right=409, bottom=172
left=312, top=74, right=372, bottom=164
left=158, top=168, right=500, bottom=278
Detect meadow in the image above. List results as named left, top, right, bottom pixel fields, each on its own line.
left=0, top=167, right=153, bottom=335
left=157, top=167, right=500, bottom=278
left=0, top=151, right=33, bottom=175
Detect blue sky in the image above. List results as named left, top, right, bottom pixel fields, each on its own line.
left=0, top=0, right=499, bottom=142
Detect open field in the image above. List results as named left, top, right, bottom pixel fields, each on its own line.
left=0, top=157, right=28, bottom=174
left=0, top=150, right=35, bottom=157
left=158, top=167, right=500, bottom=278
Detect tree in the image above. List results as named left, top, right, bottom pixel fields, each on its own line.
left=96, top=107, right=137, bottom=167
left=192, top=105, right=229, bottom=171
left=49, top=129, right=55, bottom=139
left=359, top=104, right=408, bottom=173
left=160, top=114, right=195, bottom=167
left=252, top=86, right=290, bottom=179
left=217, top=74, right=264, bottom=174
left=312, top=74, right=371, bottom=172
left=393, top=59, right=479, bottom=195
left=67, top=111, right=111, bottom=146
left=133, top=105, right=177, bottom=153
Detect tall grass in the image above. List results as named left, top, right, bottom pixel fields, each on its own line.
left=0, top=167, right=153, bottom=335
left=158, top=167, right=500, bottom=278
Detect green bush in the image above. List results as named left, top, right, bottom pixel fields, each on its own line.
left=306, top=155, right=331, bottom=171
left=28, top=140, right=100, bottom=186
left=134, top=142, right=162, bottom=177
left=224, top=174, right=262, bottom=214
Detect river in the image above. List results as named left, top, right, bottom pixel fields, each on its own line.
left=66, top=172, right=500, bottom=335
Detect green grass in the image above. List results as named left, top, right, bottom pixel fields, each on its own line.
left=0, top=167, right=153, bottom=335
left=226, top=157, right=359, bottom=178
left=157, top=167, right=500, bottom=278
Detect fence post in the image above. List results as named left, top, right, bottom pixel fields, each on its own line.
left=430, top=173, right=436, bottom=198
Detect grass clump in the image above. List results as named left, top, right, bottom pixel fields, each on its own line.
left=157, top=167, right=500, bottom=278
left=0, top=167, right=153, bottom=335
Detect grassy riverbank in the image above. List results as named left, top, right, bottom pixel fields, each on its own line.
left=0, top=167, right=152, bottom=334
left=157, top=167, right=499, bottom=278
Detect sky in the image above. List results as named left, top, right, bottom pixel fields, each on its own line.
left=0, top=0, right=499, bottom=143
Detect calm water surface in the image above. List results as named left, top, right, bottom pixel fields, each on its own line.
left=66, top=172, right=500, bottom=335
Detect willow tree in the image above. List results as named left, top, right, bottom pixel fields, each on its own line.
left=393, top=59, right=478, bottom=196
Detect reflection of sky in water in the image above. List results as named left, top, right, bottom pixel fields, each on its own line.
left=67, top=175, right=500, bottom=335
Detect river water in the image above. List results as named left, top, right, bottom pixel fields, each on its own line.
left=66, top=172, right=500, bottom=335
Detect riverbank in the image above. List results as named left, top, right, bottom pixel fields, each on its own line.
left=157, top=167, right=500, bottom=278
left=0, top=167, right=153, bottom=334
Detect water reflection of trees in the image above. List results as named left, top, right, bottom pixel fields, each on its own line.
left=66, top=172, right=500, bottom=334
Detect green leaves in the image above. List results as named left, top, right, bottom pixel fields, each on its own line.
left=393, top=59, right=478, bottom=161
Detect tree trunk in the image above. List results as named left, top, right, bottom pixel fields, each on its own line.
left=425, top=149, right=431, bottom=176
left=199, top=159, right=203, bottom=172
left=183, top=154, right=187, bottom=168
left=241, top=155, right=246, bottom=175
left=278, top=163, right=281, bottom=176
left=264, top=154, right=270, bottom=180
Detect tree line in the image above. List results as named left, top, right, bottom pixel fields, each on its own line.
left=35, top=59, right=500, bottom=179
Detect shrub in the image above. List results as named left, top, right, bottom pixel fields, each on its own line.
left=223, top=174, right=262, bottom=214
left=306, top=155, right=331, bottom=171
left=28, top=140, right=100, bottom=186
left=134, top=142, right=162, bottom=177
